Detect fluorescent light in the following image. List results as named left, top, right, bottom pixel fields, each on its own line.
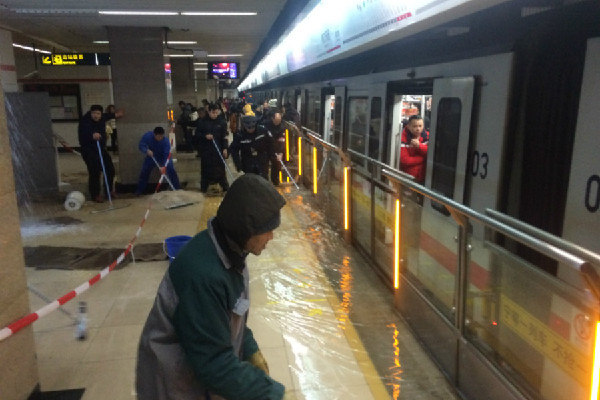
left=164, top=54, right=194, bottom=58
left=194, top=62, right=208, bottom=65
left=194, top=68, right=208, bottom=71
left=14, top=9, right=94, bottom=14
left=208, top=54, right=242, bottom=57
left=99, top=11, right=178, bottom=16
left=181, top=12, right=257, bottom=16
left=12, top=43, right=51, bottom=54
left=93, top=40, right=109, bottom=44
left=166, top=41, right=197, bottom=45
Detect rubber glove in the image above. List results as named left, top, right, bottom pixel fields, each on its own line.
left=248, top=350, right=269, bottom=375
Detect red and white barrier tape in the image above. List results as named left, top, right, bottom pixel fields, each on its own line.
left=0, top=125, right=177, bottom=342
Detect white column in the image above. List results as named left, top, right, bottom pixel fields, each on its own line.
left=0, top=29, right=18, bottom=92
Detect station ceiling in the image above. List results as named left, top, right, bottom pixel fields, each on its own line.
left=0, top=0, right=308, bottom=79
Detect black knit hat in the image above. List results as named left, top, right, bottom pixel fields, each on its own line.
left=90, top=104, right=103, bottom=112
left=216, top=175, right=285, bottom=247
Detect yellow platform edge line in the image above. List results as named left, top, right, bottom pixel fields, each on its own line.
left=281, top=204, right=390, bottom=399
left=196, top=196, right=222, bottom=233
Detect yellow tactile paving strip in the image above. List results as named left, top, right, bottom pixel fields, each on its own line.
left=196, top=195, right=222, bottom=232
left=279, top=203, right=388, bottom=399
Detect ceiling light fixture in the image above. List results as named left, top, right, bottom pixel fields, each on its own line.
left=99, top=11, right=178, bottom=16
left=164, top=54, right=194, bottom=58
left=180, top=12, right=257, bottom=16
left=208, top=54, right=242, bottom=57
left=165, top=41, right=198, bottom=45
left=93, top=40, right=109, bottom=44
left=194, top=62, right=208, bottom=65
left=14, top=9, right=95, bottom=14
left=12, top=43, right=51, bottom=54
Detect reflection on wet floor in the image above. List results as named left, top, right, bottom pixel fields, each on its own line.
left=17, top=153, right=459, bottom=400
left=279, top=193, right=458, bottom=399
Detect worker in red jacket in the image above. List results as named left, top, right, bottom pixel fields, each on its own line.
left=399, top=115, right=429, bottom=184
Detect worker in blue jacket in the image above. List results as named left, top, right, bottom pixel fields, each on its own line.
left=135, top=126, right=181, bottom=195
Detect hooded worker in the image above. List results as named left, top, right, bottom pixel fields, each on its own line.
left=136, top=174, right=287, bottom=400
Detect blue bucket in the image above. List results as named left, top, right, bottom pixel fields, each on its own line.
left=164, top=235, right=192, bottom=263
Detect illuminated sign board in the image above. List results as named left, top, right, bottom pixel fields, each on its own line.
left=41, top=53, right=111, bottom=66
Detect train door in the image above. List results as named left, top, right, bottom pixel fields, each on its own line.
left=332, top=86, right=346, bottom=148
left=321, top=87, right=335, bottom=142
left=385, top=81, right=433, bottom=171
left=367, top=86, right=384, bottom=161
left=399, top=76, right=476, bottom=383
left=294, top=88, right=302, bottom=121
left=425, top=77, right=475, bottom=206
left=561, top=37, right=600, bottom=287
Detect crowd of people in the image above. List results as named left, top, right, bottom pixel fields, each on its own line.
left=175, top=97, right=302, bottom=193
left=76, top=97, right=302, bottom=202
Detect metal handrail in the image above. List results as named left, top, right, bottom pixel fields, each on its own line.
left=347, top=148, right=415, bottom=180
left=485, top=208, right=600, bottom=267
left=381, top=168, right=600, bottom=298
left=282, top=121, right=600, bottom=297
left=296, top=126, right=351, bottom=164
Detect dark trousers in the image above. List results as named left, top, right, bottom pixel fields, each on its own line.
left=81, top=146, right=115, bottom=199
left=270, top=156, right=282, bottom=185
left=110, top=129, right=118, bottom=152
left=200, top=157, right=229, bottom=192
left=136, top=157, right=181, bottom=194
left=200, top=169, right=229, bottom=192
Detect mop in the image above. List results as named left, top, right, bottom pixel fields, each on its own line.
left=280, top=159, right=300, bottom=190
left=91, top=141, right=130, bottom=213
left=201, top=139, right=234, bottom=196
left=151, top=156, right=195, bottom=210
left=212, top=139, right=235, bottom=182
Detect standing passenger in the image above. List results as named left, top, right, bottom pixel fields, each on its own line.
left=78, top=104, right=122, bottom=202
left=399, top=115, right=429, bottom=184
left=196, top=103, right=229, bottom=193
left=105, top=104, right=118, bottom=153
left=136, top=174, right=287, bottom=400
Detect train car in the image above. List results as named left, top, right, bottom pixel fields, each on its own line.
left=241, top=1, right=600, bottom=399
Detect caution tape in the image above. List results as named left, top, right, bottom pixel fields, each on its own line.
left=0, top=124, right=178, bottom=342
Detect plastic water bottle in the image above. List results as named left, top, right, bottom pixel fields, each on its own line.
left=75, top=301, right=88, bottom=340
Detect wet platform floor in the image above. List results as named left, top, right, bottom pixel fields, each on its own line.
left=18, top=153, right=460, bottom=400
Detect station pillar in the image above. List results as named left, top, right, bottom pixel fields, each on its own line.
left=107, top=27, right=168, bottom=187
left=0, top=79, right=40, bottom=399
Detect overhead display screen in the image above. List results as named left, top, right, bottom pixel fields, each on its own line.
left=209, top=62, right=238, bottom=79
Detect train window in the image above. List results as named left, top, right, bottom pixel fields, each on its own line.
left=369, top=97, right=382, bottom=160
left=430, top=97, right=462, bottom=215
left=333, top=96, right=342, bottom=147
left=348, top=97, right=368, bottom=158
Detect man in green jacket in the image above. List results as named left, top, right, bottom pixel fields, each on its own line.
left=136, top=174, right=287, bottom=399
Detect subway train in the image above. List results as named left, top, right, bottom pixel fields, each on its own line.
left=240, top=1, right=600, bottom=399
left=243, top=0, right=600, bottom=281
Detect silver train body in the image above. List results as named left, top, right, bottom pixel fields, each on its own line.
left=243, top=2, right=600, bottom=399
left=248, top=1, right=599, bottom=284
